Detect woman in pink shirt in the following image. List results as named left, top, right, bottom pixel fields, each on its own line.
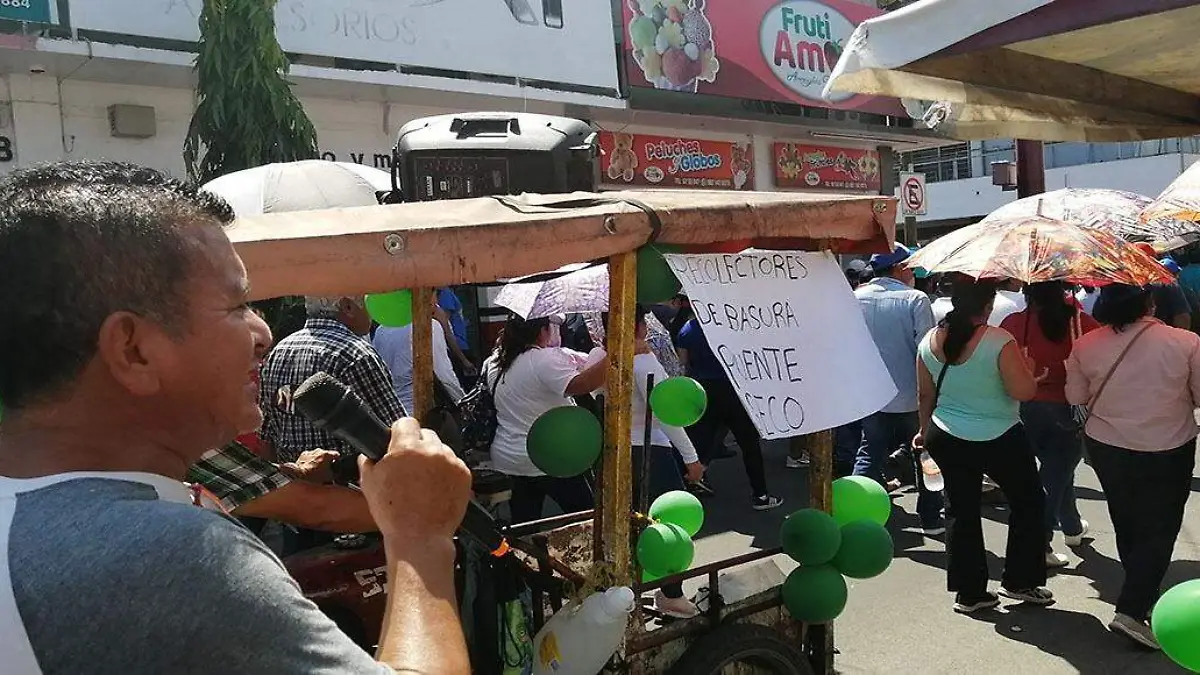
left=1066, top=284, right=1200, bottom=650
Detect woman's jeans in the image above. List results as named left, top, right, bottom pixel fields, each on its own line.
left=633, top=444, right=689, bottom=599
left=926, top=424, right=1047, bottom=597
left=1020, top=401, right=1084, bottom=542
left=1087, top=438, right=1195, bottom=621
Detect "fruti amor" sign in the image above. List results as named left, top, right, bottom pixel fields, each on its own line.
left=760, top=1, right=854, bottom=103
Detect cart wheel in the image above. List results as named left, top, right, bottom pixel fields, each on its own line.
left=669, top=623, right=814, bottom=675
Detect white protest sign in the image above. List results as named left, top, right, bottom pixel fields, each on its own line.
left=664, top=250, right=896, bottom=439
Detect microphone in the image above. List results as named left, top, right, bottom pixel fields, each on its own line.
left=293, top=371, right=509, bottom=557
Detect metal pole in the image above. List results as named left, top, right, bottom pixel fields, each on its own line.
left=902, top=162, right=918, bottom=246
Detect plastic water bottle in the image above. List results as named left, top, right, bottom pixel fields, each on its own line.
left=532, top=587, right=635, bottom=675
left=920, top=451, right=944, bottom=492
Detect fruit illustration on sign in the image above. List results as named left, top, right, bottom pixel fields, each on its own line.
left=628, top=0, right=719, bottom=92
left=607, top=132, right=639, bottom=182
left=759, top=1, right=857, bottom=103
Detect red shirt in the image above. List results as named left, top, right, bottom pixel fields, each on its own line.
left=1002, top=309, right=1100, bottom=403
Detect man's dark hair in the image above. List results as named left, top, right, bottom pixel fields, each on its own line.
left=0, top=161, right=235, bottom=410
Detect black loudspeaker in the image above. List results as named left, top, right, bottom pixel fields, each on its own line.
left=391, top=112, right=599, bottom=202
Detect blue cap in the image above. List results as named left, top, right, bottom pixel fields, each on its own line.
left=870, top=244, right=912, bottom=271
left=1160, top=257, right=1182, bottom=275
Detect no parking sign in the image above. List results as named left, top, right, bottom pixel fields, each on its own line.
left=900, top=172, right=927, bottom=216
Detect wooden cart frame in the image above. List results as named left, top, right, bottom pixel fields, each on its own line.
left=230, top=189, right=897, bottom=674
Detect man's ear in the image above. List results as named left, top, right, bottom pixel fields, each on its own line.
left=95, top=312, right=167, bottom=396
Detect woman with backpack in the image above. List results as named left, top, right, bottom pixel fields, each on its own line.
left=1000, top=282, right=1100, bottom=568
left=914, top=279, right=1053, bottom=614
left=483, top=315, right=611, bottom=523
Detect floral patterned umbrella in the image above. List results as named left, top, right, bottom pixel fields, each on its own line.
left=981, top=188, right=1200, bottom=250
left=1142, top=160, right=1200, bottom=224
left=906, top=215, right=1173, bottom=287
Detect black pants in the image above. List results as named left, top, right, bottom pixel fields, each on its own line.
left=686, top=378, right=768, bottom=497
left=926, top=424, right=1046, bottom=597
left=509, top=474, right=594, bottom=524
left=634, top=444, right=688, bottom=599
left=1087, top=437, right=1195, bottom=621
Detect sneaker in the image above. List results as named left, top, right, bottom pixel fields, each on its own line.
left=752, top=494, right=784, bottom=511
left=654, top=590, right=700, bottom=619
left=1064, top=520, right=1090, bottom=547
left=687, top=478, right=715, bottom=498
left=953, top=592, right=1000, bottom=614
left=1109, top=613, right=1160, bottom=650
left=1000, top=587, right=1056, bottom=605
left=1046, top=552, right=1070, bottom=569
left=785, top=453, right=810, bottom=469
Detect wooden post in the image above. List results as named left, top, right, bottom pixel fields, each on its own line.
left=597, top=250, right=637, bottom=584
left=411, top=287, right=435, bottom=421
left=1015, top=140, right=1046, bottom=198
left=805, top=429, right=835, bottom=674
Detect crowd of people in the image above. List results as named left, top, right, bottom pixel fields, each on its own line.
left=844, top=244, right=1200, bottom=650
left=3, top=158, right=1198, bottom=671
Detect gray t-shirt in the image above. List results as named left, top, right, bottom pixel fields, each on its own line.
left=0, top=472, right=391, bottom=674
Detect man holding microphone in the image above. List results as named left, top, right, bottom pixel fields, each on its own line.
left=0, top=161, right=470, bottom=674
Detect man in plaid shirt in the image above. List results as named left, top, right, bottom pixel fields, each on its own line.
left=187, top=440, right=377, bottom=532
left=259, top=296, right=407, bottom=463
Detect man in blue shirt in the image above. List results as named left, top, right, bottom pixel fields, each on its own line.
left=854, top=245, right=944, bottom=533
left=436, top=287, right=477, bottom=377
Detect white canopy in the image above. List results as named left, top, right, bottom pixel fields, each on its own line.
left=824, top=0, right=1200, bottom=142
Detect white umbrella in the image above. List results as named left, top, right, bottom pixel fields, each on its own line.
left=201, top=160, right=392, bottom=216
left=494, top=263, right=609, bottom=319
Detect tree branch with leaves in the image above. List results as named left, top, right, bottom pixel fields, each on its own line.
left=183, top=0, right=318, bottom=186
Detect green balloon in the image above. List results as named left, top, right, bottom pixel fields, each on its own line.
left=365, top=290, right=413, bottom=327
left=832, top=476, right=891, bottom=526
left=636, top=522, right=695, bottom=577
left=1153, top=580, right=1200, bottom=671
left=649, top=490, right=704, bottom=537
left=780, top=509, right=842, bottom=566
left=636, top=245, right=682, bottom=305
left=781, top=565, right=847, bottom=624
left=527, top=406, right=602, bottom=478
left=832, top=520, right=894, bottom=579
left=648, top=376, right=707, bottom=427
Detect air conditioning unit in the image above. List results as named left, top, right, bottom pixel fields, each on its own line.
left=108, top=104, right=156, bottom=139
left=991, top=161, right=1018, bottom=191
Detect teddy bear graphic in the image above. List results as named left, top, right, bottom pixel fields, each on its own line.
left=729, top=142, right=751, bottom=189
left=607, top=132, right=639, bottom=182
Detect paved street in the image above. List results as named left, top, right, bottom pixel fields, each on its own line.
left=691, top=441, right=1199, bottom=674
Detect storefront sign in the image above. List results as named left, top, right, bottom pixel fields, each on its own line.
left=773, top=142, right=880, bottom=191
left=622, top=0, right=902, bottom=115
left=68, top=0, right=618, bottom=91
left=0, top=0, right=55, bottom=24
left=664, top=250, right=895, bottom=439
left=598, top=132, right=753, bottom=190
